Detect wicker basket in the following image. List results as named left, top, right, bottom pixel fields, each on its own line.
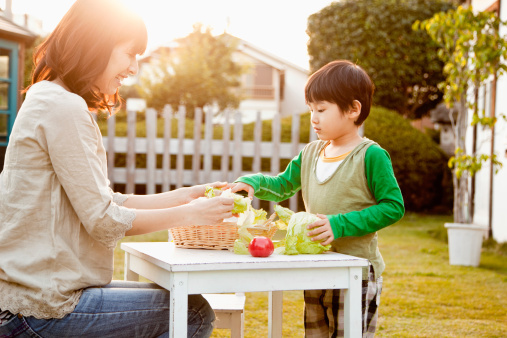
left=169, top=214, right=278, bottom=250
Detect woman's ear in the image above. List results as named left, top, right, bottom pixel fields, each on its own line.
left=348, top=100, right=362, bottom=121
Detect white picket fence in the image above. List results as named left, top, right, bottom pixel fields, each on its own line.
left=101, top=105, right=316, bottom=211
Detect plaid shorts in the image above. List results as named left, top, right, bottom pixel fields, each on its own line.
left=304, top=265, right=382, bottom=338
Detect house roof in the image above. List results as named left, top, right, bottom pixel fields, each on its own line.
left=140, top=33, right=309, bottom=75
left=226, top=34, right=309, bottom=74
left=0, top=15, right=37, bottom=41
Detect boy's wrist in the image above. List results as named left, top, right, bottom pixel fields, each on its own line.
left=235, top=175, right=260, bottom=194
left=327, top=214, right=342, bottom=239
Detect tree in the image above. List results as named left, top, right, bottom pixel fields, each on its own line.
left=139, top=24, right=244, bottom=118
left=23, top=35, right=45, bottom=89
left=306, top=0, right=455, bottom=118
left=414, top=6, right=507, bottom=224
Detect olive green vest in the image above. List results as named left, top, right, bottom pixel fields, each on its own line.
left=301, top=138, right=384, bottom=279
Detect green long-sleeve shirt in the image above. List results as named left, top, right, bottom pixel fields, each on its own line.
left=236, top=142, right=404, bottom=240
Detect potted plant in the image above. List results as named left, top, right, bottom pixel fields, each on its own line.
left=414, top=6, right=507, bottom=266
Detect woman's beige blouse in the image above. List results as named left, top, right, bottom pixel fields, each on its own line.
left=0, top=81, right=136, bottom=319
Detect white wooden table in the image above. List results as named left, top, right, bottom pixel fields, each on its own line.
left=121, top=242, right=368, bottom=338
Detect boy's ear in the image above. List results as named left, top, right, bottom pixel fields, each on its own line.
left=348, top=100, right=362, bottom=120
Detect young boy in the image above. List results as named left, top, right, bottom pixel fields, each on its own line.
left=231, top=60, right=404, bottom=337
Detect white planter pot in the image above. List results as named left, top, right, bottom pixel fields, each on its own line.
left=445, top=223, right=488, bottom=267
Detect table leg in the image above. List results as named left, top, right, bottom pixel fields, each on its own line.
left=169, top=272, right=188, bottom=338
left=124, top=252, right=139, bottom=281
left=344, top=267, right=363, bottom=338
left=268, top=291, right=283, bottom=338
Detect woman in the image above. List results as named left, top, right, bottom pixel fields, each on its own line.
left=0, top=0, right=233, bottom=336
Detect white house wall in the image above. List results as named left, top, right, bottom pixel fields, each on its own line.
left=234, top=46, right=309, bottom=118
left=472, top=121, right=494, bottom=229
left=238, top=99, right=278, bottom=123
left=491, top=111, right=507, bottom=242
left=471, top=76, right=507, bottom=243
left=471, top=0, right=507, bottom=242
left=280, top=66, right=311, bottom=117
left=472, top=0, right=497, bottom=11
left=491, top=0, right=507, bottom=243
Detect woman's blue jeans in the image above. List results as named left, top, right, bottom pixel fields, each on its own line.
left=0, top=281, right=215, bottom=338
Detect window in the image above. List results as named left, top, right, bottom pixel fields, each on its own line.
left=0, top=42, right=18, bottom=147
left=242, top=63, right=274, bottom=99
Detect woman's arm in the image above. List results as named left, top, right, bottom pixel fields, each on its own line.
left=125, top=195, right=235, bottom=236
left=122, top=182, right=227, bottom=210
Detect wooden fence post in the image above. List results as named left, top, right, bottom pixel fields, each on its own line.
left=107, top=113, right=116, bottom=188
left=162, top=105, right=173, bottom=192
left=290, top=113, right=301, bottom=211
left=252, top=111, right=262, bottom=210
left=221, top=109, right=231, bottom=182
left=146, top=108, right=157, bottom=194
left=233, top=111, right=243, bottom=180
left=176, top=105, right=186, bottom=188
left=126, top=109, right=136, bottom=194
left=203, top=107, right=213, bottom=184
left=270, top=113, right=281, bottom=212
left=192, top=107, right=203, bottom=185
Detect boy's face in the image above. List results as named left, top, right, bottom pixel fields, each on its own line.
left=308, top=100, right=357, bottom=141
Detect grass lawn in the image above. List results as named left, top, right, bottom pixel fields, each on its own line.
left=113, top=213, right=507, bottom=337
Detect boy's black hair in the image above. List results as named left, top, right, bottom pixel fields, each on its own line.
left=305, top=60, right=374, bottom=126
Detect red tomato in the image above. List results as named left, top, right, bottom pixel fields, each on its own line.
left=248, top=236, right=274, bottom=257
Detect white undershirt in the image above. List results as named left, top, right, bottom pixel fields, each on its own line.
left=316, top=143, right=351, bottom=182
left=316, top=157, right=344, bottom=182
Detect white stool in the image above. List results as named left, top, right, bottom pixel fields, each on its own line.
left=203, top=293, right=246, bottom=338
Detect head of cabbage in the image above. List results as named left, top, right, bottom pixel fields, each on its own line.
left=284, top=212, right=331, bottom=255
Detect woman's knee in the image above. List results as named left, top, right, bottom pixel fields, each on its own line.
left=187, top=295, right=215, bottom=337
left=188, top=295, right=215, bottom=324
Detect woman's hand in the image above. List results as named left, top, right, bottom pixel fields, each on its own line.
left=306, top=214, right=335, bottom=246
left=229, top=182, right=254, bottom=199
left=188, top=196, right=235, bottom=225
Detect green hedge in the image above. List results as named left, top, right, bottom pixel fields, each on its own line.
left=364, top=107, right=453, bottom=212
left=98, top=107, right=452, bottom=212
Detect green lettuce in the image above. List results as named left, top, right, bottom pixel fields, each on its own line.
left=205, top=186, right=251, bottom=214
left=232, top=208, right=255, bottom=254
left=233, top=239, right=250, bottom=255
left=284, top=212, right=331, bottom=255
left=220, top=189, right=250, bottom=214
left=252, top=208, right=267, bottom=224
left=205, top=186, right=220, bottom=198
left=274, top=205, right=294, bottom=229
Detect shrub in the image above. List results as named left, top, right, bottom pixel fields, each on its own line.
left=364, top=106, right=453, bottom=212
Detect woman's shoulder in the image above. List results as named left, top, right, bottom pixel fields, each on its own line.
left=23, top=81, right=91, bottom=122
left=28, top=81, right=87, bottom=108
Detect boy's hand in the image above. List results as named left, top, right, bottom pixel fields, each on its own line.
left=228, top=182, right=254, bottom=199
left=306, top=214, right=335, bottom=246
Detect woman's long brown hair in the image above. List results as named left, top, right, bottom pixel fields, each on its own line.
left=27, top=0, right=147, bottom=113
